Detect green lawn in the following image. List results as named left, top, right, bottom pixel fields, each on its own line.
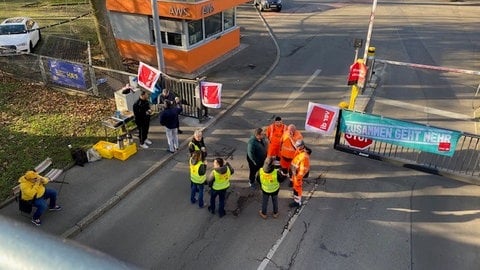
left=0, top=0, right=114, bottom=202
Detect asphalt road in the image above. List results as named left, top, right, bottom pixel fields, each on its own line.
left=73, top=1, right=480, bottom=269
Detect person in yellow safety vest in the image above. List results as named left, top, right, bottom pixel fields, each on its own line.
left=190, top=150, right=208, bottom=208
left=188, top=129, right=207, bottom=161
left=256, top=157, right=281, bottom=219
left=207, top=158, right=234, bottom=218
left=289, top=140, right=310, bottom=208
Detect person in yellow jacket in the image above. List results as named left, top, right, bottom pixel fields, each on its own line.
left=289, top=140, right=310, bottom=208
left=256, top=157, right=281, bottom=219
left=207, top=158, right=234, bottom=218
left=18, top=170, right=62, bottom=226
left=190, top=150, right=207, bottom=208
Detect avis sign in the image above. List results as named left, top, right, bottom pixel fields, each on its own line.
left=344, top=133, right=373, bottom=150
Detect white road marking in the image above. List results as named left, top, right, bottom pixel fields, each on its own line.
left=375, top=97, right=474, bottom=121
left=283, top=69, right=322, bottom=108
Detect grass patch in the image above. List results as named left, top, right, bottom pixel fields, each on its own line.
left=0, top=0, right=119, bottom=202
left=0, top=74, right=116, bottom=201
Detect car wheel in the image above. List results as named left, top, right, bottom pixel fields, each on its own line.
left=28, top=41, right=33, bottom=53
left=38, top=30, right=41, bottom=42
left=276, top=7, right=282, bottom=12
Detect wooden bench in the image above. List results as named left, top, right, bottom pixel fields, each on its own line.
left=12, top=157, right=64, bottom=199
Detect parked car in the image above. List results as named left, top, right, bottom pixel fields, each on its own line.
left=0, top=17, right=41, bottom=54
left=254, top=0, right=282, bottom=12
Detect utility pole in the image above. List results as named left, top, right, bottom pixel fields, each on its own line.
left=151, top=0, right=165, bottom=72
left=362, top=0, right=378, bottom=61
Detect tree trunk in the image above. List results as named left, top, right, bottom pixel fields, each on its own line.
left=90, top=0, right=124, bottom=70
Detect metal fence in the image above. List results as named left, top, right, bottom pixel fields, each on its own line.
left=334, top=120, right=480, bottom=184
left=0, top=52, right=207, bottom=121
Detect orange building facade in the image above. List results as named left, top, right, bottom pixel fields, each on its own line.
left=106, top=0, right=249, bottom=75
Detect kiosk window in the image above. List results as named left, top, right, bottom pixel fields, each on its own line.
left=205, top=12, right=222, bottom=38
left=188, top=19, right=203, bottom=45
left=224, top=8, right=235, bottom=30
left=150, top=18, right=183, bottom=47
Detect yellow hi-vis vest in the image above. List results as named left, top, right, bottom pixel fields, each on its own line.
left=190, top=159, right=206, bottom=184
left=259, top=168, right=280, bottom=193
left=212, top=167, right=231, bottom=190
left=189, top=142, right=200, bottom=151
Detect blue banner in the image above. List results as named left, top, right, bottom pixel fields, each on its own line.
left=339, top=110, right=462, bottom=157
left=49, top=60, right=86, bottom=89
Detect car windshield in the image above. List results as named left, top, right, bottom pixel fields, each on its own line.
left=0, top=24, right=27, bottom=35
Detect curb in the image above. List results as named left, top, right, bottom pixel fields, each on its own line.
left=61, top=6, right=281, bottom=239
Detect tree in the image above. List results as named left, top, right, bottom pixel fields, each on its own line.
left=89, top=0, right=124, bottom=70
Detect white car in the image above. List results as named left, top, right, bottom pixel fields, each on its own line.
left=0, top=17, right=41, bottom=54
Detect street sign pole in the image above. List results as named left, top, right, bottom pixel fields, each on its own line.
left=151, top=0, right=165, bottom=73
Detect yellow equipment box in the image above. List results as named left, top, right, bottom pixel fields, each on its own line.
left=113, top=143, right=137, bottom=161
left=93, top=141, right=116, bottom=159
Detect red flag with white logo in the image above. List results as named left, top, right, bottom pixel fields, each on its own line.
left=305, top=102, right=340, bottom=135
left=201, top=82, right=222, bottom=108
left=137, top=62, right=161, bottom=92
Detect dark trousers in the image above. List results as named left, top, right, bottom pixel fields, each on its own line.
left=32, top=188, right=57, bottom=220
left=247, top=156, right=262, bottom=185
left=261, top=190, right=279, bottom=215
left=209, top=188, right=227, bottom=217
left=138, top=121, right=150, bottom=145
left=190, top=182, right=204, bottom=208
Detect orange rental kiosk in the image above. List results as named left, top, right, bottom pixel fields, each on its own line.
left=106, top=0, right=250, bottom=75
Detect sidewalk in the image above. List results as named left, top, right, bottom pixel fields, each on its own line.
left=0, top=4, right=278, bottom=238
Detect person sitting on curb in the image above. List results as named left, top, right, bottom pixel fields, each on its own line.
left=18, top=170, right=62, bottom=226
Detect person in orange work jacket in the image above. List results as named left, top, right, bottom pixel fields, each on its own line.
left=289, top=140, right=310, bottom=208
left=279, top=124, right=303, bottom=181
left=265, top=116, right=287, bottom=160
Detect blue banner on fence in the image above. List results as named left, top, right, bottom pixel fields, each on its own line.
left=339, top=110, right=462, bottom=157
left=49, top=60, right=86, bottom=89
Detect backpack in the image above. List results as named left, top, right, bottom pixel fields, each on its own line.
left=17, top=191, right=33, bottom=214
left=71, top=147, right=88, bottom=167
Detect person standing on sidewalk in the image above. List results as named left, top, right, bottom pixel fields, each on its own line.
left=289, top=140, right=310, bottom=208
left=207, top=158, right=234, bottom=218
left=246, top=128, right=267, bottom=189
left=279, top=124, right=303, bottom=186
left=19, top=171, right=62, bottom=226
left=190, top=150, right=207, bottom=208
left=256, top=157, right=281, bottom=219
left=265, top=116, right=286, bottom=160
left=159, top=99, right=182, bottom=153
left=188, top=129, right=207, bottom=161
left=133, top=91, right=153, bottom=149
left=159, top=88, right=183, bottom=134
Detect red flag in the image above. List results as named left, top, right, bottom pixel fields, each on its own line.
left=137, top=62, right=161, bottom=92
left=305, top=102, right=339, bottom=135
left=201, top=82, right=222, bottom=108
left=347, top=61, right=367, bottom=87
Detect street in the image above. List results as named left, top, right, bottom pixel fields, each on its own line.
left=73, top=1, right=480, bottom=269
